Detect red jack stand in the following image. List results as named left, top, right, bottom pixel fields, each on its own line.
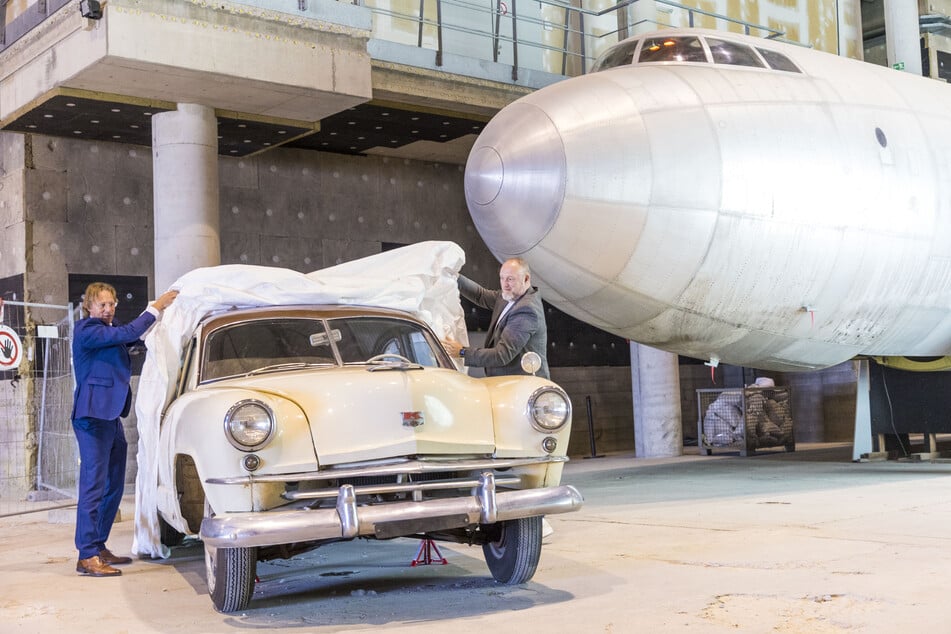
left=410, top=538, right=447, bottom=566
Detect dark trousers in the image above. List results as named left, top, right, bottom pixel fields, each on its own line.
left=72, top=417, right=128, bottom=559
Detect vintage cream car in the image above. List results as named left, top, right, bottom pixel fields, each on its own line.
left=156, top=304, right=583, bottom=612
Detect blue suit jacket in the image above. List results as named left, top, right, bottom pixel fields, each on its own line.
left=71, top=310, right=157, bottom=421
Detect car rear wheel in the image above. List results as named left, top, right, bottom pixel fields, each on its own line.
left=204, top=502, right=257, bottom=613
left=482, top=516, right=543, bottom=584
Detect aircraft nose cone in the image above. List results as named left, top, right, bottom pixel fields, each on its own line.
left=466, top=146, right=505, bottom=206
left=464, top=103, right=566, bottom=257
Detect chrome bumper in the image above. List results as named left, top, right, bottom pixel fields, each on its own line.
left=200, top=472, right=583, bottom=549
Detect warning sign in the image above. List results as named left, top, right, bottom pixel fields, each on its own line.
left=0, top=324, right=22, bottom=370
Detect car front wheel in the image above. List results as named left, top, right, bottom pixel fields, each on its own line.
left=482, top=516, right=543, bottom=584
left=204, top=502, right=257, bottom=613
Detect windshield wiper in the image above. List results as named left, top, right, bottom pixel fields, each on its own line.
left=361, top=353, right=424, bottom=372
left=247, top=362, right=333, bottom=376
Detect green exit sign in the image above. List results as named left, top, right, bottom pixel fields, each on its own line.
left=893, top=61, right=905, bottom=70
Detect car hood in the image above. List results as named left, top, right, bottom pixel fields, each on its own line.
left=217, top=366, right=496, bottom=465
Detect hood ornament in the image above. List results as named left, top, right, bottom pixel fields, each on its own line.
left=402, top=411, right=425, bottom=428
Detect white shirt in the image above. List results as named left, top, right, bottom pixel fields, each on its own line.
left=497, top=300, right=515, bottom=323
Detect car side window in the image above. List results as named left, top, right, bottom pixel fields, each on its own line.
left=173, top=337, right=197, bottom=398
left=408, top=332, right=439, bottom=366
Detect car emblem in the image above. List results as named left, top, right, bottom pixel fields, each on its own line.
left=402, top=411, right=424, bottom=428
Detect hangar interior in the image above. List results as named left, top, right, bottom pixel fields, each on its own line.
left=0, top=0, right=948, bottom=502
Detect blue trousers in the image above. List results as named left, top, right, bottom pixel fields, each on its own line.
left=72, top=417, right=128, bottom=559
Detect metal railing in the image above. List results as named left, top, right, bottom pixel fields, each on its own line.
left=1, top=0, right=783, bottom=79
left=363, top=0, right=783, bottom=79
left=0, top=0, right=71, bottom=49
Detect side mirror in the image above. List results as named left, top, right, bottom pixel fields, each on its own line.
left=520, top=351, right=542, bottom=375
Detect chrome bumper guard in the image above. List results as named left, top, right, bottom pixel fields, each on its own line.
left=200, top=472, right=583, bottom=549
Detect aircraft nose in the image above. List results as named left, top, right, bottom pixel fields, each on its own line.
left=464, top=103, right=566, bottom=257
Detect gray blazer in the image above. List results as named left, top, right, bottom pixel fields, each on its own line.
left=458, top=274, right=550, bottom=379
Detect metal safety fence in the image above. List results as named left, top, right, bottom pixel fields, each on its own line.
left=0, top=299, right=78, bottom=517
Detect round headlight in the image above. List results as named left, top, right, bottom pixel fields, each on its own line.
left=224, top=400, right=274, bottom=451
left=527, top=387, right=571, bottom=432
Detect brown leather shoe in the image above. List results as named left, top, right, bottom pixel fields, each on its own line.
left=99, top=548, right=133, bottom=566
left=76, top=555, right=121, bottom=577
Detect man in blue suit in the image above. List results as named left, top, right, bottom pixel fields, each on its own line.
left=72, top=282, right=178, bottom=577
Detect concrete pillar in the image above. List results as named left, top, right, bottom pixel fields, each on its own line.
left=152, top=103, right=220, bottom=292
left=631, top=342, right=683, bottom=458
left=851, top=360, right=872, bottom=461
left=630, top=0, right=656, bottom=36
left=883, top=0, right=922, bottom=75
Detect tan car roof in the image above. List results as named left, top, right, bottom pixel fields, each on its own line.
left=195, top=305, right=433, bottom=358
left=200, top=304, right=422, bottom=332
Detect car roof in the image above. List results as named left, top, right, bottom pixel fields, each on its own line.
left=198, top=304, right=425, bottom=332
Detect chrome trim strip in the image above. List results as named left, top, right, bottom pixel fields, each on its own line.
left=283, top=475, right=521, bottom=500
left=205, top=456, right=568, bottom=485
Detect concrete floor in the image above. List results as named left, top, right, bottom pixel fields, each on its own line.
left=3, top=443, right=950, bottom=633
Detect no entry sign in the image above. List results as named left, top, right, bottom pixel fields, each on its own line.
left=0, top=324, right=22, bottom=370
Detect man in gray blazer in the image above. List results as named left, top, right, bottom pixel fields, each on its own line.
left=444, top=257, right=550, bottom=380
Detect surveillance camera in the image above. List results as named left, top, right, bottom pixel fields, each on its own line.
left=79, top=0, right=103, bottom=19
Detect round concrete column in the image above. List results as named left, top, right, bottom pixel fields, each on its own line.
left=883, top=0, right=922, bottom=75
left=152, top=103, right=220, bottom=292
left=631, top=342, right=683, bottom=458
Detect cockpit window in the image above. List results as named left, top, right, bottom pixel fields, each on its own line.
left=591, top=39, right=640, bottom=72
left=638, top=36, right=707, bottom=63
left=756, top=47, right=801, bottom=73
left=590, top=34, right=803, bottom=75
left=706, top=38, right=766, bottom=68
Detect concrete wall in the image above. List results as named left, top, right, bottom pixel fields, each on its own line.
left=785, top=362, right=858, bottom=443
left=27, top=137, right=156, bottom=301
left=551, top=366, right=635, bottom=457
left=216, top=147, right=499, bottom=275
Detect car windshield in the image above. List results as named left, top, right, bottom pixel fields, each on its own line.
left=329, top=316, right=444, bottom=367
left=200, top=315, right=448, bottom=382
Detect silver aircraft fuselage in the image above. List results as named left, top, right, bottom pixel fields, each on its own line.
left=464, top=28, right=951, bottom=371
